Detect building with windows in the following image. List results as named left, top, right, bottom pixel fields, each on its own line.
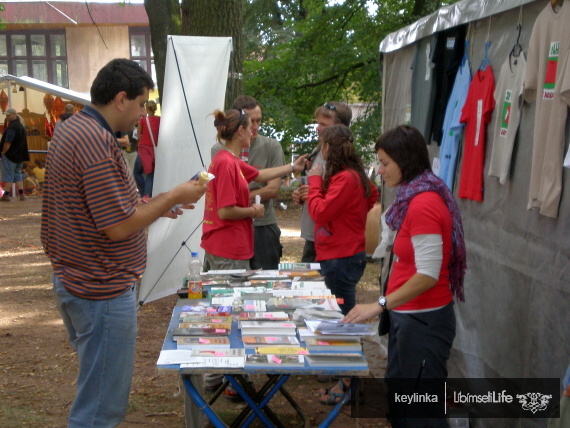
left=0, top=1, right=154, bottom=163
left=0, top=1, right=153, bottom=91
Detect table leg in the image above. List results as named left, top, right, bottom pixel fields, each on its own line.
left=227, top=374, right=289, bottom=428
left=318, top=377, right=359, bottom=428
left=182, top=375, right=225, bottom=428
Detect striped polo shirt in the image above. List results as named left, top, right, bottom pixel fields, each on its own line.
left=41, top=106, right=146, bottom=299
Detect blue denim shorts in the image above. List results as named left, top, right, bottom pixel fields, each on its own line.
left=1, top=156, right=23, bottom=183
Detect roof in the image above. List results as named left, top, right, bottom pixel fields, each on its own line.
left=379, top=0, right=538, bottom=53
left=0, top=74, right=91, bottom=105
left=1, top=1, right=148, bottom=28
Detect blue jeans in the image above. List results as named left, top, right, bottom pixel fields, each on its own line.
left=133, top=155, right=145, bottom=196
left=319, top=251, right=366, bottom=315
left=53, top=274, right=138, bottom=428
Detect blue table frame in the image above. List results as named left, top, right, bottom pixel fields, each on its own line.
left=158, top=300, right=369, bottom=427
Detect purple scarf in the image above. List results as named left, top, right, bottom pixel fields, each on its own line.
left=385, top=170, right=467, bottom=302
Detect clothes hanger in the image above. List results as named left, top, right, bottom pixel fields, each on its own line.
left=478, top=18, right=491, bottom=71
left=478, top=41, right=491, bottom=71
left=551, top=0, right=564, bottom=12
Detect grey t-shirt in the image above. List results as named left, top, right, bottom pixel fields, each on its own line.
left=211, top=134, right=285, bottom=226
left=300, top=151, right=325, bottom=241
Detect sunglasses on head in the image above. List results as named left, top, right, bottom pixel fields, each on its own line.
left=323, top=103, right=336, bottom=111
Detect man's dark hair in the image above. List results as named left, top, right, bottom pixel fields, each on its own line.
left=90, top=59, right=154, bottom=106
left=375, top=125, right=431, bottom=183
left=232, top=95, right=260, bottom=111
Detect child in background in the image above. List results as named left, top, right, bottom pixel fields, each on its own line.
left=33, top=159, right=46, bottom=190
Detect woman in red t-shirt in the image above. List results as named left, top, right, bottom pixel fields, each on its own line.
left=330, top=126, right=466, bottom=420
left=201, top=109, right=307, bottom=271
left=136, top=100, right=160, bottom=199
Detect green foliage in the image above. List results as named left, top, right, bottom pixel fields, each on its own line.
left=242, top=0, right=458, bottom=160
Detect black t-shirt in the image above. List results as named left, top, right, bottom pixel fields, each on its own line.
left=0, top=118, right=30, bottom=163
left=430, top=25, right=467, bottom=145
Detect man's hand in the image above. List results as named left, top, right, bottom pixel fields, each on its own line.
left=297, top=185, right=309, bottom=203
left=175, top=180, right=208, bottom=205
left=252, top=203, right=265, bottom=218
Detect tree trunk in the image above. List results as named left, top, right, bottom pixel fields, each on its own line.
left=144, top=0, right=181, bottom=100
left=180, top=0, right=243, bottom=108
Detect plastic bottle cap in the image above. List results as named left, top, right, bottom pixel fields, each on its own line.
left=191, top=252, right=198, bottom=257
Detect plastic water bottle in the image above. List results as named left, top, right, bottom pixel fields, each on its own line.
left=185, top=252, right=203, bottom=299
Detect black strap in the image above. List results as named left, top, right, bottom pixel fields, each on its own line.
left=380, top=248, right=395, bottom=295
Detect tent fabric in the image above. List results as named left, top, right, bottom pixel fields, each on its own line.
left=379, top=0, right=569, bottom=408
left=0, top=74, right=91, bottom=107
left=139, top=36, right=232, bottom=304
left=379, top=0, right=538, bottom=53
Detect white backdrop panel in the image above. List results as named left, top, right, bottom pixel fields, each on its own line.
left=140, top=36, right=232, bottom=304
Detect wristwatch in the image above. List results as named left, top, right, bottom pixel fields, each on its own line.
left=378, top=296, right=387, bottom=311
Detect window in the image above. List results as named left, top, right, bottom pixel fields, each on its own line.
left=129, top=27, right=155, bottom=84
left=0, top=30, right=68, bottom=86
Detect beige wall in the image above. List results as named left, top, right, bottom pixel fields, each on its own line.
left=66, top=26, right=130, bottom=93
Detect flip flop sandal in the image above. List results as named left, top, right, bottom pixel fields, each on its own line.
left=318, top=379, right=348, bottom=406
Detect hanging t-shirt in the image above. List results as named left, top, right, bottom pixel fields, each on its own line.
left=458, top=66, right=495, bottom=202
left=437, top=57, right=471, bottom=191
left=410, top=35, right=437, bottom=142
left=523, top=2, right=570, bottom=218
left=430, top=25, right=468, bottom=145
left=488, top=54, right=526, bottom=184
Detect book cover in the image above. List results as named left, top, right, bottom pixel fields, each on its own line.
left=240, top=327, right=297, bottom=336
left=237, top=311, right=290, bottom=321
left=267, top=297, right=341, bottom=312
left=278, top=262, right=321, bottom=271
left=305, top=353, right=368, bottom=368
left=172, top=327, right=229, bottom=338
left=305, top=320, right=376, bottom=336
left=175, top=336, right=231, bottom=350
left=190, top=349, right=244, bottom=357
left=255, top=347, right=309, bottom=355
left=239, top=321, right=296, bottom=329
left=303, top=337, right=362, bottom=352
left=271, top=289, right=331, bottom=297
left=178, top=315, right=232, bottom=324
left=178, top=322, right=232, bottom=330
left=244, top=354, right=305, bottom=368
left=242, top=336, right=300, bottom=347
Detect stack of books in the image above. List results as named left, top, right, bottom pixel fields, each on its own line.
left=239, top=320, right=299, bottom=349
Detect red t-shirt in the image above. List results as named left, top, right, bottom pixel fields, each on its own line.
left=387, top=192, right=453, bottom=311
left=308, top=169, right=379, bottom=261
left=458, top=67, right=495, bottom=201
left=201, top=150, right=259, bottom=259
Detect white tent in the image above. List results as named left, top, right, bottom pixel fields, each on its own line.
left=378, top=0, right=569, bottom=408
left=139, top=36, right=232, bottom=304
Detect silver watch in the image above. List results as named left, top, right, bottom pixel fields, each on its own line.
left=378, top=296, right=387, bottom=311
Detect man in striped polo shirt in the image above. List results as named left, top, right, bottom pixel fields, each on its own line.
left=41, top=59, right=207, bottom=427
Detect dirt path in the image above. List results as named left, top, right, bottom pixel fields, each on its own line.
left=0, top=196, right=388, bottom=427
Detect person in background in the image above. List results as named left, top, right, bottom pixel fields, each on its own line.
left=41, top=58, right=208, bottom=427
left=306, top=124, right=378, bottom=315
left=211, top=96, right=286, bottom=269
left=137, top=100, right=160, bottom=201
left=341, top=125, right=466, bottom=425
left=32, top=159, right=46, bottom=191
left=53, top=103, right=75, bottom=135
left=0, top=107, right=30, bottom=202
left=292, top=101, right=352, bottom=262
